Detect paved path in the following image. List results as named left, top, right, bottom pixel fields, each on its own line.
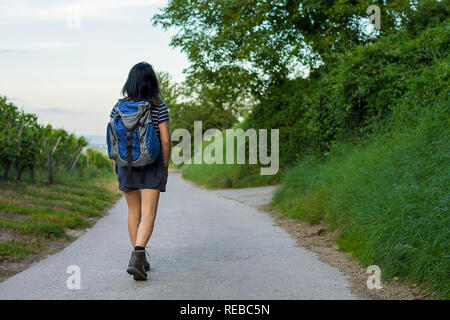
left=0, top=172, right=355, bottom=299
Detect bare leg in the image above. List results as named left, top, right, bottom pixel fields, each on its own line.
left=135, top=189, right=160, bottom=247
left=124, top=190, right=141, bottom=248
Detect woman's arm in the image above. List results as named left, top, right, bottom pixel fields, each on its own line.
left=159, top=122, right=171, bottom=169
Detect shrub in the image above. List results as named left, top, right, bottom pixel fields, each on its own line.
left=245, top=22, right=449, bottom=167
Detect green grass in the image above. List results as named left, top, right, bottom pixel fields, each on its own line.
left=271, top=126, right=449, bottom=298
left=0, top=218, right=66, bottom=238
left=1, top=181, right=115, bottom=211
left=48, top=186, right=116, bottom=202
left=0, top=168, right=121, bottom=260
left=55, top=166, right=119, bottom=191
left=0, top=195, right=103, bottom=217
left=178, top=125, right=282, bottom=188
left=181, top=132, right=281, bottom=188
left=0, top=241, right=41, bottom=259
left=61, top=203, right=103, bottom=217
left=18, top=190, right=108, bottom=211
left=0, top=203, right=89, bottom=229
left=182, top=163, right=280, bottom=188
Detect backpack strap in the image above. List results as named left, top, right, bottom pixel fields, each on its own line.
left=126, top=129, right=132, bottom=184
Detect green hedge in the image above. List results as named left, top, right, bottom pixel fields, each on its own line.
left=269, top=22, right=449, bottom=298
left=272, top=117, right=449, bottom=298
left=246, top=22, right=449, bottom=166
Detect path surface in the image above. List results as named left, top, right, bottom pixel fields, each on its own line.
left=0, top=172, right=355, bottom=299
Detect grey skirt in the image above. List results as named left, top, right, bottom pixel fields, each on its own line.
left=117, top=153, right=168, bottom=192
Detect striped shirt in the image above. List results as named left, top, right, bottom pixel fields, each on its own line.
left=110, top=100, right=169, bottom=139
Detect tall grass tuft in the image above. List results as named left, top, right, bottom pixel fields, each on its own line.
left=272, top=124, right=449, bottom=298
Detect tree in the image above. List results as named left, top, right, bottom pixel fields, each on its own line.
left=158, top=71, right=180, bottom=109
left=153, top=0, right=448, bottom=93
left=157, top=69, right=243, bottom=134
left=156, top=1, right=410, bottom=73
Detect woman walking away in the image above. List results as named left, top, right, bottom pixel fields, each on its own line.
left=107, top=62, right=171, bottom=281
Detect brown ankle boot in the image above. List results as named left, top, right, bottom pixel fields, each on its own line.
left=143, top=255, right=150, bottom=271
left=126, top=250, right=147, bottom=280
left=128, top=251, right=150, bottom=271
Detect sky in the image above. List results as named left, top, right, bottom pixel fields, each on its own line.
left=0, top=0, right=189, bottom=136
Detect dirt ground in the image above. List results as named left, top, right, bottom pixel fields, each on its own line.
left=260, top=204, right=435, bottom=300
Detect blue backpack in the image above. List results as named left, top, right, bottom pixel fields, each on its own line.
left=107, top=99, right=160, bottom=183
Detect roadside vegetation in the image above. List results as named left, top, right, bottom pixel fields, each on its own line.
left=182, top=131, right=281, bottom=188
left=0, top=98, right=121, bottom=279
left=270, top=24, right=449, bottom=299
left=0, top=166, right=121, bottom=280
left=155, top=1, right=449, bottom=298
left=183, top=162, right=280, bottom=188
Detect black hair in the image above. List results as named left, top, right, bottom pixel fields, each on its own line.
left=121, top=61, right=161, bottom=107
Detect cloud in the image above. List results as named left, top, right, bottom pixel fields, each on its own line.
left=26, top=107, right=83, bottom=115
left=55, top=83, right=121, bottom=89
left=0, top=48, right=27, bottom=54
left=0, top=0, right=167, bottom=23
left=0, top=42, right=80, bottom=51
